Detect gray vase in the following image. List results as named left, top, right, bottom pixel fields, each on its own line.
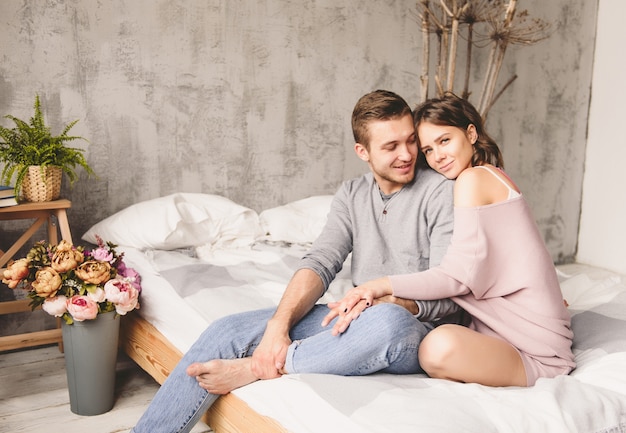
left=62, top=311, right=120, bottom=416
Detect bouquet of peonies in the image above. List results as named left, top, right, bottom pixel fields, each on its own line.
left=2, top=235, right=141, bottom=324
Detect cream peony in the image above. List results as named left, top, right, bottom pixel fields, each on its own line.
left=87, top=286, right=106, bottom=303
left=42, top=295, right=68, bottom=317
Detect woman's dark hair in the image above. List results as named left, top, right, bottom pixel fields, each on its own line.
left=413, top=93, right=503, bottom=168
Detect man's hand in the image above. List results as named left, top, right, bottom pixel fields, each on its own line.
left=250, top=269, right=325, bottom=379
left=250, top=318, right=292, bottom=379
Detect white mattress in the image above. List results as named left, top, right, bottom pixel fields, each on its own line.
left=120, top=245, right=626, bottom=433
left=120, top=242, right=354, bottom=353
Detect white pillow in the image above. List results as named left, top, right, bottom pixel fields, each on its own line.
left=259, top=195, right=334, bottom=244
left=82, top=193, right=262, bottom=250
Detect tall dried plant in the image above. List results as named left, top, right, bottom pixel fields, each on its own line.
left=416, top=0, right=551, bottom=120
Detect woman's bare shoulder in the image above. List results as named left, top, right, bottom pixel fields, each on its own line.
left=453, top=166, right=502, bottom=207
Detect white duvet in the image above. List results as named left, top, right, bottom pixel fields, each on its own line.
left=120, top=244, right=626, bottom=433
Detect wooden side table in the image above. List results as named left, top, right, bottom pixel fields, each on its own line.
left=0, top=199, right=73, bottom=352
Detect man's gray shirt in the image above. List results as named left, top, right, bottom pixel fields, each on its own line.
left=298, top=167, right=462, bottom=322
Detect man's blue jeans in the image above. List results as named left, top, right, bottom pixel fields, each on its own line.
left=132, top=303, right=432, bottom=433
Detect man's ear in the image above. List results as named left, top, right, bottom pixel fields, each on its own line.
left=354, top=143, right=370, bottom=162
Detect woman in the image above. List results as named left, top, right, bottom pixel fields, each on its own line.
left=323, top=93, right=575, bottom=387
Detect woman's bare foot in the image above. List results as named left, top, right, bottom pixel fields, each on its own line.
left=186, top=358, right=259, bottom=394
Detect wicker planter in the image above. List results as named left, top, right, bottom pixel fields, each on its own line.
left=22, top=165, right=62, bottom=202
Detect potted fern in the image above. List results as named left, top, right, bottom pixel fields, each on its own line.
left=0, top=94, right=95, bottom=202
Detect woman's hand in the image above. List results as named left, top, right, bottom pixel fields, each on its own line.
left=321, top=277, right=393, bottom=335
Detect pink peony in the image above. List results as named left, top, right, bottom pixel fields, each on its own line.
left=104, top=278, right=140, bottom=315
left=118, top=265, right=142, bottom=292
left=91, top=247, right=113, bottom=262
left=42, top=295, right=68, bottom=317
left=66, top=295, right=98, bottom=321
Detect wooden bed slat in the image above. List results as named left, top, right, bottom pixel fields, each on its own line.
left=120, top=313, right=183, bottom=385
left=207, top=395, right=287, bottom=433
left=120, top=314, right=288, bottom=433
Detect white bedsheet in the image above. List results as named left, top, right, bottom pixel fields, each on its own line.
left=120, top=245, right=626, bottom=433
left=120, top=243, right=353, bottom=353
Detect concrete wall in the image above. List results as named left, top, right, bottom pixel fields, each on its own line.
left=0, top=0, right=597, bottom=263
left=577, top=0, right=626, bottom=275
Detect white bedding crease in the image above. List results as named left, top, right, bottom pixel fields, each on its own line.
left=119, top=244, right=626, bottom=433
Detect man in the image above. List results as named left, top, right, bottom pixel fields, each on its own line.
left=132, top=90, right=462, bottom=433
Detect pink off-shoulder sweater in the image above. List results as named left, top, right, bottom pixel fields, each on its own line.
left=390, top=196, right=575, bottom=372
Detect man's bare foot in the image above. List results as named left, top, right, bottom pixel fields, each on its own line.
left=186, top=358, right=259, bottom=394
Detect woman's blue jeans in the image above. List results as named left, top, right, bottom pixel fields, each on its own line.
left=131, top=303, right=432, bottom=433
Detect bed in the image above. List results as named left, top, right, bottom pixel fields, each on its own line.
left=82, top=192, right=626, bottom=433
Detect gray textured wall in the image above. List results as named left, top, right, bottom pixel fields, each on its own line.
left=0, top=0, right=596, bottom=264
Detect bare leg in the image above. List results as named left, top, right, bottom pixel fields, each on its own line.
left=418, top=324, right=527, bottom=387
left=186, top=358, right=259, bottom=394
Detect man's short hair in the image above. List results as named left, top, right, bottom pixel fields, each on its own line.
left=351, top=90, right=412, bottom=149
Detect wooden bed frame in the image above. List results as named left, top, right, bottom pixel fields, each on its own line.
left=119, top=313, right=287, bottom=433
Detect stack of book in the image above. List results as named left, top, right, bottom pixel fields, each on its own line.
left=0, top=185, right=18, bottom=207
